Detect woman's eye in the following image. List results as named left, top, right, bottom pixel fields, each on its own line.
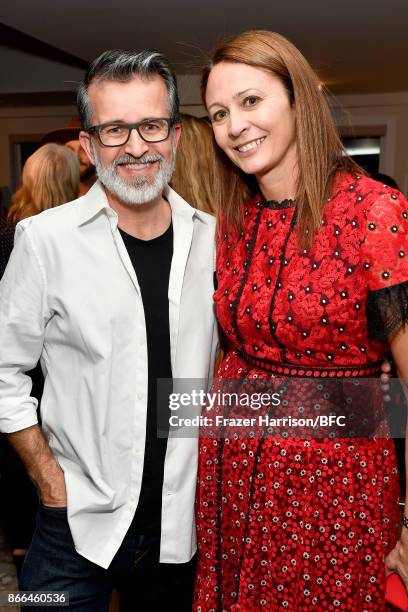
left=212, top=110, right=227, bottom=122
left=243, top=96, right=260, bottom=107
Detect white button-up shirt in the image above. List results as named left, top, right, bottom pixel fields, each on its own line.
left=0, top=181, right=218, bottom=568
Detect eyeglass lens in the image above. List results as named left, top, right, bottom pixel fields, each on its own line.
left=98, top=119, right=169, bottom=145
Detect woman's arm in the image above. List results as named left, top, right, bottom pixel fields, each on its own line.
left=385, top=326, right=408, bottom=586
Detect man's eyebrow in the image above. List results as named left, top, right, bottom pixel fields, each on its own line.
left=207, top=88, right=263, bottom=110
left=96, top=119, right=127, bottom=126
left=98, top=117, right=163, bottom=125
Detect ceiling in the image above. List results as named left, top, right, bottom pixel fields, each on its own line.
left=0, top=0, right=407, bottom=95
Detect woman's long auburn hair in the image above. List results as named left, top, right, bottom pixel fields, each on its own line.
left=8, top=143, right=80, bottom=224
left=201, top=30, right=362, bottom=246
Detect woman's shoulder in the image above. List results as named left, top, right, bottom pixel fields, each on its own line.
left=333, top=171, right=399, bottom=196
left=332, top=172, right=407, bottom=220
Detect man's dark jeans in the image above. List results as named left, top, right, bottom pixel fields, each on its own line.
left=20, top=505, right=196, bottom=611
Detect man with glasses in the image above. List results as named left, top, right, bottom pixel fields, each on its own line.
left=0, top=49, right=217, bottom=611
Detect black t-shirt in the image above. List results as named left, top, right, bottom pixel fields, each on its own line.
left=119, top=222, right=173, bottom=534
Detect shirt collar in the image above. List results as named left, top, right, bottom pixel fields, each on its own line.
left=77, top=181, right=211, bottom=227
left=76, top=181, right=114, bottom=226
left=163, top=185, right=211, bottom=225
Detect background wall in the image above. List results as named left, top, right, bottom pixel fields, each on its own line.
left=0, top=1, right=407, bottom=196
left=0, top=105, right=76, bottom=188
left=1, top=76, right=407, bottom=196
left=334, top=92, right=408, bottom=194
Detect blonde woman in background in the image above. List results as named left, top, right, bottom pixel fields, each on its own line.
left=171, top=113, right=217, bottom=216
left=171, top=114, right=228, bottom=372
left=0, top=142, right=79, bottom=578
left=8, top=142, right=80, bottom=224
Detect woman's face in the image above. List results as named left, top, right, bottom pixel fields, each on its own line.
left=206, top=62, right=297, bottom=187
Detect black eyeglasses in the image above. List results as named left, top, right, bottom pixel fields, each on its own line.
left=87, top=117, right=176, bottom=147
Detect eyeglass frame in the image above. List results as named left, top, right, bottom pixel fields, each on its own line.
left=86, top=117, right=178, bottom=147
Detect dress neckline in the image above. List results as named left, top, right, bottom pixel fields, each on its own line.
left=259, top=197, right=296, bottom=210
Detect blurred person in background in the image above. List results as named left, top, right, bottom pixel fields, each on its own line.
left=8, top=143, right=80, bottom=224
left=42, top=120, right=96, bottom=195
left=171, top=114, right=217, bottom=215
left=0, top=142, right=79, bottom=577
left=171, top=114, right=231, bottom=372
left=0, top=206, right=14, bottom=280
left=65, top=139, right=96, bottom=195
left=371, top=172, right=400, bottom=191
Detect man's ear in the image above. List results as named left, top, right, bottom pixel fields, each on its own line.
left=173, top=122, right=182, bottom=150
left=79, top=131, right=95, bottom=165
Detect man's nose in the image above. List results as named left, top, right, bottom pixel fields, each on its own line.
left=124, top=127, right=150, bottom=157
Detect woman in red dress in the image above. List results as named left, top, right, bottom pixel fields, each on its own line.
left=194, top=31, right=408, bottom=611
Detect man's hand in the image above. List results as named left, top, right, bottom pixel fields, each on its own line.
left=7, top=424, right=67, bottom=508
left=36, top=461, right=67, bottom=508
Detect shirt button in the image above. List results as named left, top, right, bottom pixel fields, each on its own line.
left=139, top=338, right=144, bottom=346
left=137, top=392, right=143, bottom=400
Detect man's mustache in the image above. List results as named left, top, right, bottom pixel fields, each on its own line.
left=114, top=154, right=163, bottom=167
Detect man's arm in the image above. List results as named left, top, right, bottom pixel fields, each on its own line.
left=0, top=224, right=66, bottom=506
left=8, top=425, right=67, bottom=507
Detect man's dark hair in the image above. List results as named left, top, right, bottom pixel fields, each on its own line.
left=77, top=49, right=179, bottom=129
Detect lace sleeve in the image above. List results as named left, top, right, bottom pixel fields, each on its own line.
left=361, top=188, right=408, bottom=292
left=366, top=280, right=408, bottom=340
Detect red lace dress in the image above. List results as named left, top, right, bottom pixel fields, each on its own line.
left=194, top=173, right=408, bottom=611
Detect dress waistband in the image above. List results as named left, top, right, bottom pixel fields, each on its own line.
left=236, top=350, right=382, bottom=378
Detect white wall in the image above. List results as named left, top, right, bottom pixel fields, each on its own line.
left=333, top=91, right=408, bottom=195
left=0, top=105, right=77, bottom=189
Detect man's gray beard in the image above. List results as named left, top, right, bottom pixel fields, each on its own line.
left=91, top=143, right=176, bottom=206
